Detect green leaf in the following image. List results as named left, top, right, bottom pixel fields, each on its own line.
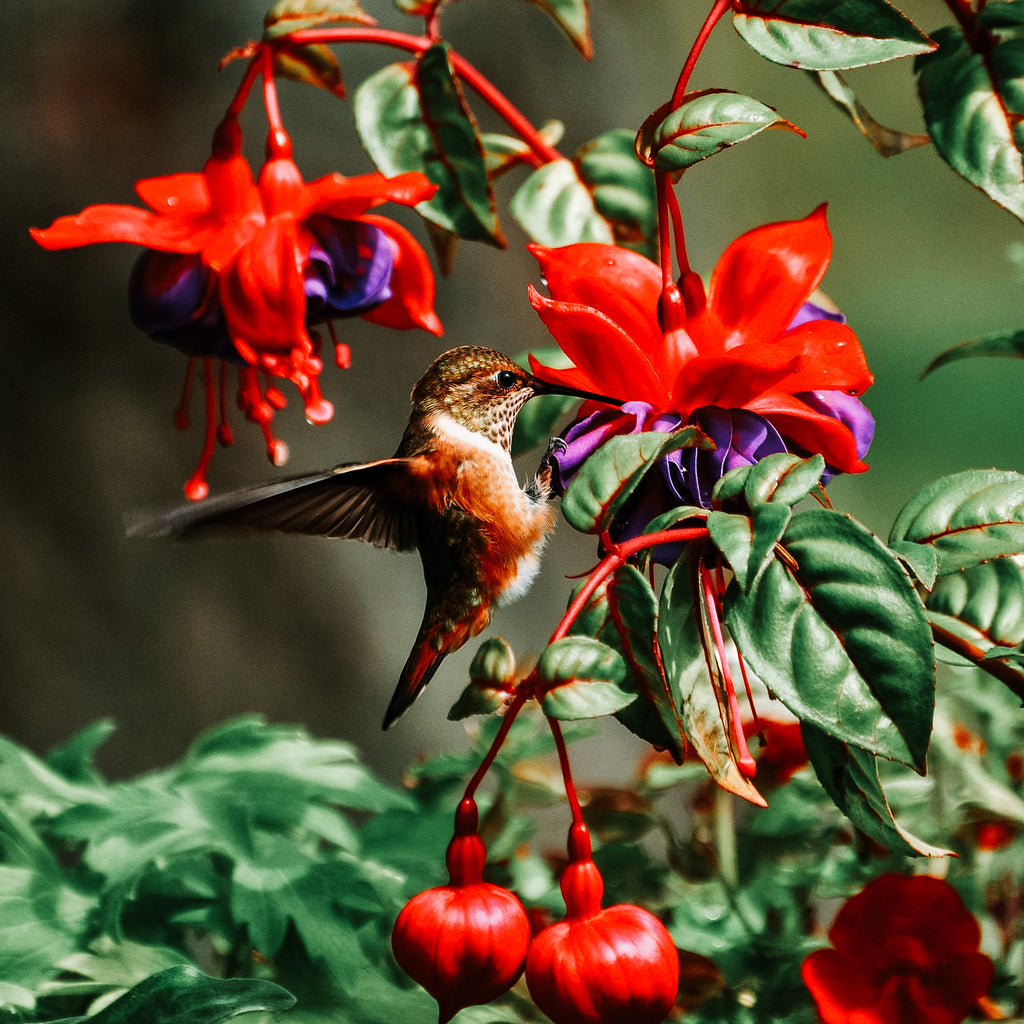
left=263, top=0, right=374, bottom=37
left=727, top=509, right=935, bottom=771
left=45, top=719, right=115, bottom=786
left=733, top=0, right=935, bottom=70
left=889, top=539, right=938, bottom=590
left=658, top=552, right=766, bottom=805
left=354, top=53, right=502, bottom=245
left=576, top=129, right=658, bottom=258
left=707, top=504, right=791, bottom=593
left=47, top=966, right=295, bottom=1024
left=537, top=636, right=635, bottom=720
left=510, top=158, right=615, bottom=246
left=801, top=723, right=953, bottom=856
left=712, top=452, right=826, bottom=508
left=640, top=90, right=803, bottom=172
left=814, top=70, right=932, bottom=156
left=888, top=469, right=1024, bottom=573
left=922, top=328, right=1024, bottom=377
left=482, top=121, right=564, bottom=180
left=272, top=45, right=346, bottom=99
left=448, top=637, right=517, bottom=719
left=573, top=566, right=687, bottom=759
left=561, top=429, right=708, bottom=534
left=916, top=26, right=1024, bottom=221
left=0, top=982, right=34, bottom=1013
left=520, top=0, right=593, bottom=58
left=928, top=558, right=1024, bottom=648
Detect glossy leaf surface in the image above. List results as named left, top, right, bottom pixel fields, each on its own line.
left=916, top=26, right=1024, bottom=221
left=889, top=469, right=1024, bottom=573
left=521, top=0, right=593, bottom=57
left=659, top=553, right=766, bottom=805
left=733, top=0, right=934, bottom=70
left=561, top=429, right=707, bottom=534
left=263, top=0, right=374, bottom=37
left=707, top=504, right=791, bottom=593
left=728, top=509, right=934, bottom=771
left=922, top=328, right=1024, bottom=377
left=643, top=90, right=802, bottom=172
left=712, top=453, right=825, bottom=509
left=802, top=724, right=952, bottom=856
left=510, top=158, right=614, bottom=247
left=573, top=565, right=687, bottom=759
left=537, top=636, right=635, bottom=720
left=928, top=558, right=1024, bottom=650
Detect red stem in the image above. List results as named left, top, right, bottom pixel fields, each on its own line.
left=462, top=691, right=529, bottom=802
left=671, top=0, right=736, bottom=107
left=224, top=54, right=263, bottom=122
left=549, top=716, right=585, bottom=826
left=279, top=28, right=562, bottom=166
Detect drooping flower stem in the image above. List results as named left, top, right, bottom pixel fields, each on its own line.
left=462, top=691, right=530, bottom=803
left=549, top=716, right=585, bottom=827
left=280, top=29, right=563, bottom=166
left=183, top=359, right=219, bottom=501
left=671, top=0, right=736, bottom=107
left=260, top=46, right=289, bottom=155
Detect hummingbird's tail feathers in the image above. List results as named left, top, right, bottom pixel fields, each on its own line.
left=381, top=640, right=447, bottom=730
left=126, top=460, right=421, bottom=551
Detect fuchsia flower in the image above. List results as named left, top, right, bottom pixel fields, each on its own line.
left=528, top=207, right=874, bottom=518
left=801, top=873, right=994, bottom=1024
left=526, top=823, right=679, bottom=1024
left=31, top=117, right=440, bottom=498
left=391, top=798, right=532, bottom=1022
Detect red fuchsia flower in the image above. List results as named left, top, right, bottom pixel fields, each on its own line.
left=801, top=873, right=994, bottom=1024
left=31, top=117, right=440, bottom=499
left=744, top=714, right=808, bottom=787
left=526, top=823, right=679, bottom=1024
left=528, top=207, right=874, bottom=530
left=391, top=798, right=532, bottom=1022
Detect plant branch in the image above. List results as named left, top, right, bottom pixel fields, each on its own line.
left=931, top=623, right=1024, bottom=705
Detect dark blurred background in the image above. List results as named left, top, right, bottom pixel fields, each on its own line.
left=4, top=0, right=1022, bottom=784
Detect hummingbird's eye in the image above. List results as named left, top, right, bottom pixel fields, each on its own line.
left=495, top=370, right=519, bottom=390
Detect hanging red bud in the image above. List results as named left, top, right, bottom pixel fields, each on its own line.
left=391, top=798, right=532, bottom=1022
left=526, top=823, right=679, bottom=1024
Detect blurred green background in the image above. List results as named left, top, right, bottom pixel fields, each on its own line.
left=4, top=0, right=1023, bottom=783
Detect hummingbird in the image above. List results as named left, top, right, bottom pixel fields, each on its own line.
left=132, top=346, right=622, bottom=729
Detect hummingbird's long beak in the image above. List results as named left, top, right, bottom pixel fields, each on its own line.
left=528, top=377, right=624, bottom=408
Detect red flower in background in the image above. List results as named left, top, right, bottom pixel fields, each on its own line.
left=528, top=207, right=875, bottom=517
left=801, top=873, right=993, bottom=1024
left=31, top=117, right=440, bottom=498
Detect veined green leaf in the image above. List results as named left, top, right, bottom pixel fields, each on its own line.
left=889, top=469, right=1024, bottom=573
left=576, top=129, right=658, bottom=258
left=733, top=0, right=935, bottom=70
left=510, top=158, right=614, bottom=246
left=922, top=328, right=1024, bottom=378
left=561, top=429, right=708, bottom=534
left=520, top=0, right=593, bottom=57
left=44, top=966, right=295, bottom=1024
left=537, top=636, right=634, bottom=720
left=928, top=558, right=1024, bottom=649
left=916, top=26, right=1024, bottom=221
left=728, top=509, right=934, bottom=771
left=272, top=44, right=346, bottom=99
left=659, top=552, right=766, bottom=805
left=707, top=503, right=791, bottom=593
left=642, top=90, right=803, bottom=172
left=712, top=453, right=825, bottom=509
left=263, top=0, right=374, bottom=37
left=802, top=723, right=952, bottom=856
left=354, top=53, right=502, bottom=245
left=573, top=566, right=687, bottom=759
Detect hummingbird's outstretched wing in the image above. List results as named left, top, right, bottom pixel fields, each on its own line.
left=126, top=459, right=424, bottom=551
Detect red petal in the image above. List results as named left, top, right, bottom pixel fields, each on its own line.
left=529, top=286, right=670, bottom=407
left=802, top=949, right=880, bottom=1024
left=765, top=320, right=872, bottom=394
left=304, top=171, right=437, bottom=220
left=671, top=354, right=798, bottom=414
left=29, top=204, right=200, bottom=251
left=358, top=214, right=442, bottom=335
left=529, top=243, right=662, bottom=359
left=219, top=217, right=308, bottom=353
left=527, top=354, right=605, bottom=395
left=705, top=205, right=832, bottom=352
left=746, top=393, right=868, bottom=473
left=135, top=171, right=210, bottom=216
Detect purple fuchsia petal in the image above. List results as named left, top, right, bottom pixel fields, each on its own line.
left=128, top=249, right=240, bottom=362
left=794, top=389, right=875, bottom=480
left=303, top=217, right=394, bottom=321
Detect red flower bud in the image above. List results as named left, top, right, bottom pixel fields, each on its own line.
left=391, top=798, right=531, bottom=1022
left=526, top=824, right=679, bottom=1024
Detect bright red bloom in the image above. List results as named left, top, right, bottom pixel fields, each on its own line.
left=744, top=715, right=808, bottom=787
left=31, top=117, right=440, bottom=498
left=528, top=206, right=873, bottom=478
left=391, top=799, right=531, bottom=1022
left=801, top=873, right=993, bottom=1024
left=526, top=824, right=679, bottom=1024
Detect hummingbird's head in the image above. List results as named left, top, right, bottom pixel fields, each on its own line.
left=411, top=346, right=621, bottom=450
